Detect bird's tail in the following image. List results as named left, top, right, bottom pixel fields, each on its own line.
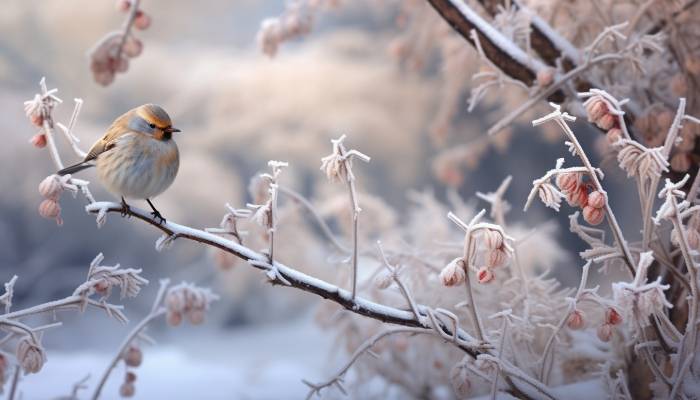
left=57, top=162, right=94, bottom=176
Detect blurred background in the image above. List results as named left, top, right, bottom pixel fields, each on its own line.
left=0, top=0, right=641, bottom=398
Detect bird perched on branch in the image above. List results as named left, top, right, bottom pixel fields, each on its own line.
left=58, top=104, right=180, bottom=224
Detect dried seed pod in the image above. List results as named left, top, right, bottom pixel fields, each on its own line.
left=596, top=113, right=616, bottom=130
left=187, top=310, right=205, bottom=325
left=566, top=185, right=588, bottom=208
left=38, top=199, right=61, bottom=219
left=30, top=133, right=47, bottom=148
left=119, top=382, right=135, bottom=397
left=482, top=229, right=504, bottom=250
left=487, top=248, right=507, bottom=268
left=122, top=36, right=143, bottom=58
left=567, top=310, right=585, bottom=330
left=586, top=99, right=607, bottom=123
left=587, top=191, right=606, bottom=209
left=583, top=205, right=605, bottom=225
left=556, top=172, right=581, bottom=193
left=115, top=0, right=131, bottom=12
left=125, top=371, right=137, bottom=383
left=133, top=12, right=151, bottom=30
left=39, top=175, right=63, bottom=200
left=123, top=346, right=142, bottom=367
left=166, top=310, right=182, bottom=327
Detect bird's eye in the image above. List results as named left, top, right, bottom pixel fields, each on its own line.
left=148, top=123, right=156, bottom=129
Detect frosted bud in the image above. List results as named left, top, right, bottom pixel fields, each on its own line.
left=119, top=382, right=135, bottom=397
left=597, top=324, right=613, bottom=342
left=587, top=191, right=606, bottom=209
left=482, top=229, right=503, bottom=250
left=374, top=270, right=393, bottom=290
left=487, top=248, right=507, bottom=268
left=94, top=279, right=111, bottom=296
left=583, top=205, right=605, bottom=226
left=134, top=12, right=151, bottom=30
left=477, top=267, right=494, bottom=284
left=125, top=371, right=137, bottom=383
left=555, top=172, right=581, bottom=192
left=187, top=310, right=205, bottom=325
left=17, top=337, right=45, bottom=374
left=605, top=308, right=622, bottom=325
left=596, top=114, right=616, bottom=130
left=39, top=175, right=63, bottom=200
left=123, top=345, right=142, bottom=367
left=536, top=68, right=555, bottom=87
left=566, top=185, right=588, bottom=208
left=566, top=309, right=584, bottom=330
left=439, top=259, right=465, bottom=287
left=606, top=128, right=622, bottom=144
left=670, top=153, right=691, bottom=172
left=30, top=133, right=47, bottom=148
left=166, top=310, right=182, bottom=327
left=123, top=36, right=143, bottom=57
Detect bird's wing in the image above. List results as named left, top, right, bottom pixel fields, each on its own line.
left=83, top=117, right=130, bottom=162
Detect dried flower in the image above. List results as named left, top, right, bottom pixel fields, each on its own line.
left=30, top=133, right=47, bottom=148
left=597, top=324, right=613, bottom=342
left=566, top=309, right=585, bottom=330
left=555, top=172, right=581, bottom=193
left=440, top=258, right=465, bottom=287
left=39, top=175, right=63, bottom=200
left=605, top=308, right=622, bottom=325
left=119, top=382, right=135, bottom=397
left=17, top=337, right=46, bottom=374
left=124, top=345, right=142, bottom=367
left=582, top=205, right=605, bottom=225
left=477, top=267, right=494, bottom=284
left=587, top=191, right=606, bottom=209
left=164, top=283, right=218, bottom=326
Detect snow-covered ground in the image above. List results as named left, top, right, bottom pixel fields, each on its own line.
left=21, top=316, right=334, bottom=399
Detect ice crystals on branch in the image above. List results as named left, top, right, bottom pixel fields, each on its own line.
left=320, top=134, right=370, bottom=184
left=653, top=175, right=691, bottom=225
left=72, top=253, right=148, bottom=301
left=612, top=252, right=672, bottom=327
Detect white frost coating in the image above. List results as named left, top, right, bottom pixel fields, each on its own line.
left=519, top=2, right=581, bottom=63
left=447, top=0, right=549, bottom=73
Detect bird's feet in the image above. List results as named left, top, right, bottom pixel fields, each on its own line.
left=120, top=197, right=131, bottom=218
left=150, top=210, right=166, bottom=225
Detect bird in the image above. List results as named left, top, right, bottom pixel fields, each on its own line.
left=57, top=104, right=180, bottom=224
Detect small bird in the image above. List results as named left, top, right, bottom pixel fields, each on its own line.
left=58, top=104, right=180, bottom=224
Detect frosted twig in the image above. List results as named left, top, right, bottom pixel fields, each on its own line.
left=320, top=135, right=370, bottom=301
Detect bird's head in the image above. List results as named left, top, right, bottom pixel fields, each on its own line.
left=128, top=104, right=181, bottom=141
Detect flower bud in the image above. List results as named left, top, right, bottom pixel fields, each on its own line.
left=123, top=345, right=142, bottom=367
left=566, top=310, right=584, bottom=330
left=555, top=172, right=580, bottom=192
left=125, top=371, right=137, bottom=383
left=39, top=175, right=63, bottom=200
left=477, top=267, right=494, bottom=284
left=597, top=324, right=613, bottom=342
left=30, top=133, right=47, bottom=148
left=439, top=259, right=465, bottom=287
left=94, top=279, right=111, bottom=296
left=119, top=382, right=135, bottom=397
left=587, top=191, right=606, bottom=209
left=583, top=205, right=605, bottom=225
left=605, top=308, right=622, bottom=325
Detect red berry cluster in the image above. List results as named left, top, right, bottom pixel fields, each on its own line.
left=555, top=173, right=606, bottom=225
left=585, top=96, right=624, bottom=145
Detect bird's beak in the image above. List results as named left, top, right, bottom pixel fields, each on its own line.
left=165, top=127, right=181, bottom=133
